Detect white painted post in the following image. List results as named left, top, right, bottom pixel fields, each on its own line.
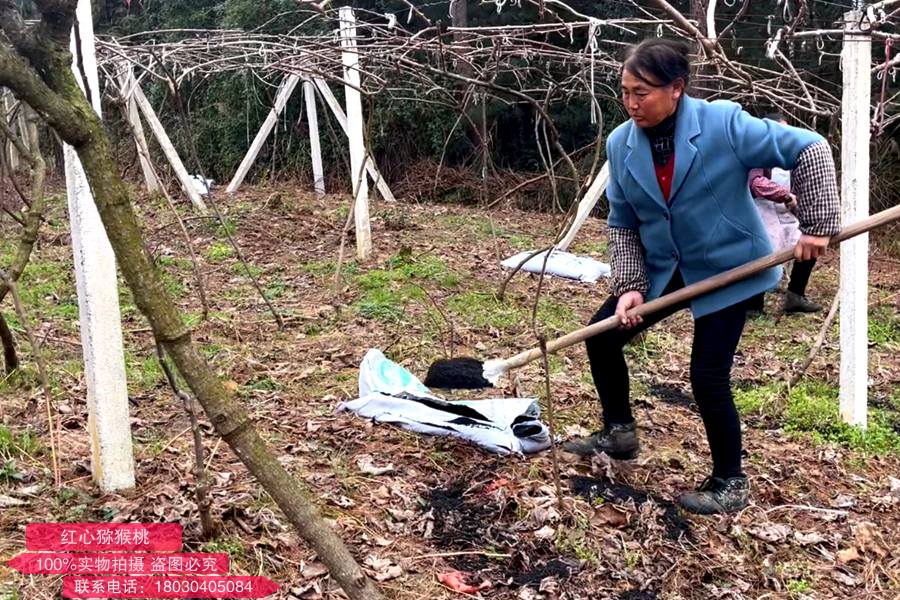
left=839, top=9, right=870, bottom=428
left=555, top=162, right=609, bottom=252
left=339, top=7, right=371, bottom=260
left=66, top=0, right=135, bottom=491
left=129, top=83, right=208, bottom=213
left=119, top=65, right=161, bottom=193
left=303, top=79, right=325, bottom=197
left=225, top=74, right=301, bottom=194
left=2, top=90, right=19, bottom=171
left=312, top=79, right=396, bottom=203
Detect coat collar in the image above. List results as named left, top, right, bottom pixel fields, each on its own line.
left=624, top=95, right=703, bottom=206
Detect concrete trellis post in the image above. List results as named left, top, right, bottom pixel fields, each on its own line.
left=66, top=0, right=135, bottom=491
left=555, top=162, right=609, bottom=252
left=129, top=82, right=208, bottom=213
left=2, top=90, right=20, bottom=171
left=339, top=7, right=372, bottom=260
left=226, top=74, right=302, bottom=193
left=119, top=65, right=162, bottom=193
left=839, top=9, right=871, bottom=428
left=304, top=79, right=326, bottom=197
left=311, top=79, right=395, bottom=203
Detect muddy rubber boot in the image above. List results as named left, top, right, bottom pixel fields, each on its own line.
left=561, top=421, right=639, bottom=459
left=783, top=291, right=822, bottom=314
left=679, top=476, right=749, bottom=515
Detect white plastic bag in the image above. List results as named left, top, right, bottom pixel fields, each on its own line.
left=340, top=349, right=551, bottom=455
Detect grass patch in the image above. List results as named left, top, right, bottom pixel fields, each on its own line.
left=783, top=383, right=900, bottom=454
left=732, top=381, right=900, bottom=455
left=734, top=383, right=781, bottom=415
left=869, top=305, right=900, bottom=348
left=264, top=279, right=287, bottom=299
left=352, top=251, right=459, bottom=323
left=124, top=351, right=165, bottom=394
left=571, top=240, right=608, bottom=256
left=0, top=425, right=42, bottom=460
left=447, top=292, right=578, bottom=334
left=246, top=375, right=281, bottom=392
left=299, top=259, right=358, bottom=278
left=200, top=536, right=246, bottom=561
left=9, top=257, right=77, bottom=325
left=204, top=242, right=233, bottom=263
left=0, top=459, right=24, bottom=483
left=232, top=262, right=263, bottom=278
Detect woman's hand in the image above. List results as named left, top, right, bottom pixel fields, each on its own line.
left=794, top=234, right=830, bottom=261
left=785, top=193, right=798, bottom=212
left=616, top=291, right=645, bottom=329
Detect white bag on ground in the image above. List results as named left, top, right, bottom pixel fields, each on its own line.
left=501, top=249, right=610, bottom=283
left=339, top=349, right=551, bottom=455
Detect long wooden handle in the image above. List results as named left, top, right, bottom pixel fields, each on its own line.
left=499, top=203, right=900, bottom=372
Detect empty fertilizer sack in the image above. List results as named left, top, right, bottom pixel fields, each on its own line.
left=338, top=349, right=551, bottom=455
left=500, top=249, right=611, bottom=283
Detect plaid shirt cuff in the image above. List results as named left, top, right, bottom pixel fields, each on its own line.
left=609, top=226, right=649, bottom=297
left=792, top=140, right=841, bottom=237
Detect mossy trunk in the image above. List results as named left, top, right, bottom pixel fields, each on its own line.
left=0, top=10, right=382, bottom=599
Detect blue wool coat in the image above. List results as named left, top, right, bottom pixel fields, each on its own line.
left=606, top=95, right=824, bottom=318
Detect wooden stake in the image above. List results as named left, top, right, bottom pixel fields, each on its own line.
left=839, top=10, right=870, bottom=429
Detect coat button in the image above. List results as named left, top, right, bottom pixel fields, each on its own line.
left=671, top=251, right=679, bottom=260
left=664, top=212, right=671, bottom=220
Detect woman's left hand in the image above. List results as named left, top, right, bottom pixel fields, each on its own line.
left=794, top=234, right=830, bottom=261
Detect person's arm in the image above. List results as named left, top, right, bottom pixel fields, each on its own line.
left=748, top=168, right=793, bottom=203
left=790, top=140, right=841, bottom=237
left=609, top=227, right=649, bottom=297
left=606, top=139, right=648, bottom=328
left=723, top=104, right=838, bottom=259
left=723, top=103, right=822, bottom=171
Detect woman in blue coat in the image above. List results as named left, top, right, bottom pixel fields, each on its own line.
left=563, top=39, right=841, bottom=514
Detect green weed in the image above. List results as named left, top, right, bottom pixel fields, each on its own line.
left=352, top=252, right=459, bottom=323
left=124, top=352, right=164, bottom=394
left=447, top=292, right=577, bottom=334
left=0, top=459, right=24, bottom=483
left=784, top=382, right=900, bottom=455
left=869, top=306, right=900, bottom=348
left=0, top=425, right=41, bottom=460
left=204, top=242, right=233, bottom=263
left=200, top=537, right=245, bottom=560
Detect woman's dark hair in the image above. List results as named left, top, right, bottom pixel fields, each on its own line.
left=623, top=39, right=691, bottom=88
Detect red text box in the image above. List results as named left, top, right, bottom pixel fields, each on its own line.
left=26, top=523, right=182, bottom=551
left=62, top=576, right=279, bottom=598
left=7, top=552, right=228, bottom=574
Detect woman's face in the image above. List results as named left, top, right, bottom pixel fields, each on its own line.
left=621, top=69, right=684, bottom=128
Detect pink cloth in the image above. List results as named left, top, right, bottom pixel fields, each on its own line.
left=748, top=168, right=792, bottom=203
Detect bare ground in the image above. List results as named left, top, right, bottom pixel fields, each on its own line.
left=1, top=185, right=899, bottom=600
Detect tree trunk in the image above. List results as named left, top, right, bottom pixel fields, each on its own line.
left=0, top=12, right=383, bottom=600
left=0, top=311, right=17, bottom=373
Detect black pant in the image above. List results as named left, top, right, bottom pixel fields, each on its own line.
left=584, top=274, right=747, bottom=478
left=787, top=258, right=816, bottom=295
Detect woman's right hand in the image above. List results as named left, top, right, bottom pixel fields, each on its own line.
left=616, top=291, right=645, bottom=329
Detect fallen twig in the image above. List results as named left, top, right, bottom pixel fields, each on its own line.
left=0, top=268, right=60, bottom=488
left=788, top=293, right=839, bottom=388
